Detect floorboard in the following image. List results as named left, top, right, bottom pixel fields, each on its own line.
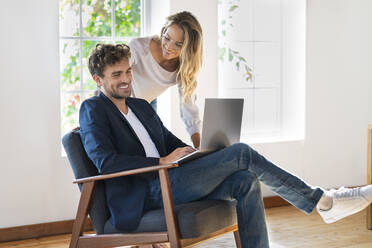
left=1, top=206, right=372, bottom=248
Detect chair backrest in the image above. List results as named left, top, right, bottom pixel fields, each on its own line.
left=62, top=130, right=110, bottom=234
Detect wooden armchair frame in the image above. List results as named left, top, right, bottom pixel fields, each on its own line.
left=70, top=163, right=241, bottom=248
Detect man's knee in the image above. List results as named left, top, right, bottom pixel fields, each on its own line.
left=228, top=143, right=253, bottom=163
left=230, top=142, right=252, bottom=154
left=229, top=171, right=261, bottom=197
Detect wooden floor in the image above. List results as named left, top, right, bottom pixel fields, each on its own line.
left=2, top=205, right=372, bottom=248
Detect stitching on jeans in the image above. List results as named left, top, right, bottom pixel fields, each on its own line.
left=271, top=175, right=321, bottom=210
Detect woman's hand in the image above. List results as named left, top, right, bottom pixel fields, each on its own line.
left=191, top=132, right=201, bottom=149
left=159, top=146, right=196, bottom=164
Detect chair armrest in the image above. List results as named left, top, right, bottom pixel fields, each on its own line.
left=72, top=162, right=182, bottom=244
left=73, top=163, right=179, bottom=184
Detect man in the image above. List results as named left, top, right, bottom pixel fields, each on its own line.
left=80, top=43, right=372, bottom=247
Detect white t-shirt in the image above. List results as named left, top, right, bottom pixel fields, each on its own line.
left=128, top=36, right=201, bottom=135
left=122, top=107, right=160, bottom=158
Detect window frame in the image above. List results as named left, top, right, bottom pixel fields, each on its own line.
left=59, top=0, right=150, bottom=138
left=217, top=0, right=306, bottom=143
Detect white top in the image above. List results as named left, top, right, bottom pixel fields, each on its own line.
left=128, top=36, right=201, bottom=135
left=122, top=107, right=160, bottom=158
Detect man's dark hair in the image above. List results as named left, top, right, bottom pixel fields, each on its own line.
left=88, top=43, right=131, bottom=78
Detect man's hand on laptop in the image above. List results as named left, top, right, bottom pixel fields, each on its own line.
left=159, top=146, right=196, bottom=165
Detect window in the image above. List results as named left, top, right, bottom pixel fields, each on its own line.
left=218, top=0, right=306, bottom=142
left=59, top=0, right=146, bottom=135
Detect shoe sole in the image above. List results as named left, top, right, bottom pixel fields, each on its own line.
left=319, top=200, right=370, bottom=224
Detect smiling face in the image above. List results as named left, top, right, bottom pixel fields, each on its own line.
left=161, top=24, right=184, bottom=60
left=94, top=58, right=132, bottom=100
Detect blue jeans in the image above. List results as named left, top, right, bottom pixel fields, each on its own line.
left=144, top=143, right=324, bottom=248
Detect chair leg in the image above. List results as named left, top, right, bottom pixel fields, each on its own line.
left=158, top=169, right=182, bottom=248
left=70, top=182, right=95, bottom=248
left=233, top=230, right=242, bottom=248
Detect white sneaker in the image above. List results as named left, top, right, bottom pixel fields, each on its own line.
left=317, top=186, right=372, bottom=224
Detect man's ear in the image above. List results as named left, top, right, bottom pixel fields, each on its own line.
left=93, top=74, right=102, bottom=87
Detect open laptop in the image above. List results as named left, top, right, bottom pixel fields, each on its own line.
left=173, top=98, right=244, bottom=164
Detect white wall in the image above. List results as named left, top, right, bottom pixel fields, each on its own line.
left=281, top=0, right=306, bottom=140
left=302, top=0, right=372, bottom=187
left=254, top=0, right=372, bottom=196
left=1, top=0, right=372, bottom=228
left=0, top=0, right=79, bottom=228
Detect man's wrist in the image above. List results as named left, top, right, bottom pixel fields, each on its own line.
left=159, top=157, right=165, bottom=165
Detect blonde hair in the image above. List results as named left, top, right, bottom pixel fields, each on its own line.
left=161, top=11, right=203, bottom=102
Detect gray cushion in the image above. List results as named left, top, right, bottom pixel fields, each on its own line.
left=62, top=130, right=110, bottom=234
left=104, top=200, right=237, bottom=239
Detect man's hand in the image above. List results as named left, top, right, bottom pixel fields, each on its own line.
left=159, top=146, right=196, bottom=164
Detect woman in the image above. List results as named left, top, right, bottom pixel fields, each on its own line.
left=128, top=11, right=203, bottom=148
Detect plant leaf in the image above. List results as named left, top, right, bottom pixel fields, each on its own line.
left=218, top=47, right=226, bottom=61
left=228, top=49, right=233, bottom=61
left=239, top=56, right=246, bottom=62
left=229, top=5, right=238, bottom=12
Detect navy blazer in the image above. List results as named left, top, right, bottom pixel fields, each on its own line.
left=79, top=93, right=187, bottom=231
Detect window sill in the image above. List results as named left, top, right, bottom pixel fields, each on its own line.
left=240, top=132, right=304, bottom=145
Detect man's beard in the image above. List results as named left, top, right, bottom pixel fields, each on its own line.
left=103, top=84, right=131, bottom=100
left=110, top=92, right=127, bottom=100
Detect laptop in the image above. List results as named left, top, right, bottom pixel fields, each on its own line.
left=173, top=98, right=244, bottom=164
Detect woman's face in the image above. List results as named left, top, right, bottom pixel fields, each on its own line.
left=161, top=24, right=184, bottom=60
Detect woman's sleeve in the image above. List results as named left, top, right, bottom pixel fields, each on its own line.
left=178, top=87, right=201, bottom=136
left=128, top=39, right=138, bottom=66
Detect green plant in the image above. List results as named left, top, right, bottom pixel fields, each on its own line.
left=218, top=0, right=253, bottom=81
left=59, top=0, right=141, bottom=135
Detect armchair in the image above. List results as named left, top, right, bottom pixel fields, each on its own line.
left=62, top=130, right=241, bottom=248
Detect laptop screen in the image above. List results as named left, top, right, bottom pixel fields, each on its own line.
left=200, top=98, right=244, bottom=150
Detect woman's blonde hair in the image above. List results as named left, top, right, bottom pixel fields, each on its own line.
left=161, top=11, right=203, bottom=102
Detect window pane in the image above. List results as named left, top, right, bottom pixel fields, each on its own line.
left=83, top=73, right=97, bottom=91
left=60, top=39, right=81, bottom=91
left=82, top=0, right=112, bottom=37
left=59, top=0, right=80, bottom=37
left=82, top=91, right=95, bottom=101
left=61, top=93, right=81, bottom=135
left=59, top=0, right=143, bottom=142
left=82, top=40, right=111, bottom=90
left=115, top=0, right=141, bottom=37
left=82, top=40, right=101, bottom=90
